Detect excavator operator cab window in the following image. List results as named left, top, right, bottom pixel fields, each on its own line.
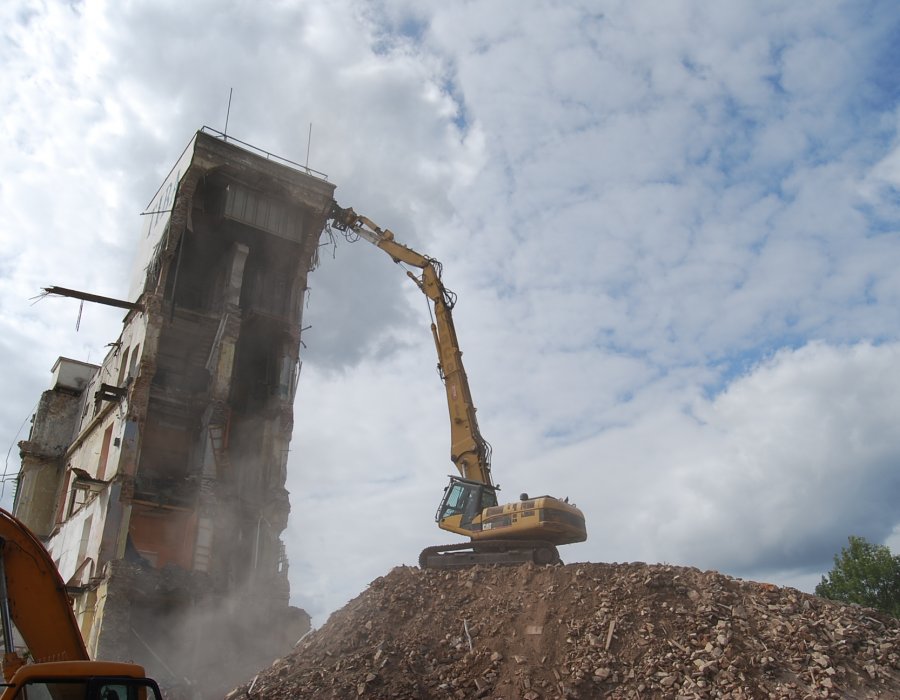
left=91, top=680, right=161, bottom=700
left=438, top=482, right=471, bottom=519
left=481, top=488, right=498, bottom=509
left=437, top=479, right=497, bottom=529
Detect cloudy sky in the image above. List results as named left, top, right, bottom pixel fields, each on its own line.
left=3, top=0, right=900, bottom=628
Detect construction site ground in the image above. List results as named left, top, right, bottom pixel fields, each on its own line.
left=228, top=562, right=900, bottom=699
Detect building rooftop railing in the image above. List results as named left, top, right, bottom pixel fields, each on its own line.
left=200, top=125, right=329, bottom=181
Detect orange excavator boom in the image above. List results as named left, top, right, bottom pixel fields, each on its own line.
left=0, top=508, right=87, bottom=678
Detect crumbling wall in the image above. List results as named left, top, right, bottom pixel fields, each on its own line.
left=31, top=317, right=148, bottom=587
left=17, top=129, right=334, bottom=699
left=16, top=385, right=85, bottom=537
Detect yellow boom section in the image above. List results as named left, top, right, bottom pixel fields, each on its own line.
left=330, top=205, right=493, bottom=487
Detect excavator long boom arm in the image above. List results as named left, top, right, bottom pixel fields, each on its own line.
left=331, top=204, right=493, bottom=487
left=0, top=509, right=88, bottom=679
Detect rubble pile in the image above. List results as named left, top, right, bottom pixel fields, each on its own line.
left=230, top=563, right=900, bottom=699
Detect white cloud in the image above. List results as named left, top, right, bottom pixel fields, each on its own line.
left=3, top=1, right=900, bottom=628
left=507, top=341, right=900, bottom=576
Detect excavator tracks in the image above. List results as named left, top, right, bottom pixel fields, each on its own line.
left=418, top=540, right=561, bottom=569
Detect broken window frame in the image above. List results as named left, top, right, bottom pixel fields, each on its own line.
left=67, top=473, right=105, bottom=518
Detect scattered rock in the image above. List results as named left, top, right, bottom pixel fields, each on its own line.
left=229, top=562, right=900, bottom=698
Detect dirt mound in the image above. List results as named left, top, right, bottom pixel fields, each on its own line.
left=229, top=563, right=899, bottom=699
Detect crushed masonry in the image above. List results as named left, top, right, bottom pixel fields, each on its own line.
left=228, top=562, right=899, bottom=699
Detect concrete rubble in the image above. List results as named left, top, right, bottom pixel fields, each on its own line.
left=228, top=562, right=899, bottom=699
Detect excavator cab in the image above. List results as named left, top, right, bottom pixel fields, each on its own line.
left=2, top=665, right=163, bottom=700
left=424, top=476, right=577, bottom=568
left=435, top=476, right=498, bottom=532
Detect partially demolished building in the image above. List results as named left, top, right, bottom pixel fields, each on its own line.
left=15, top=128, right=335, bottom=694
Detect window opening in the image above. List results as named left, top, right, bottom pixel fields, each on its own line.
left=128, top=345, right=141, bottom=379
left=116, top=347, right=130, bottom=386
left=76, top=515, right=93, bottom=566
left=67, top=473, right=105, bottom=517
left=97, top=425, right=114, bottom=481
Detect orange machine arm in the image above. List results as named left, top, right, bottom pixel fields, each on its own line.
left=0, top=509, right=88, bottom=679
left=330, top=204, right=494, bottom=487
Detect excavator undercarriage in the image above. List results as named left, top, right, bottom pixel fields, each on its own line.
left=418, top=540, right=562, bottom=569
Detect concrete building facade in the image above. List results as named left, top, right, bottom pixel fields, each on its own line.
left=15, top=129, right=335, bottom=697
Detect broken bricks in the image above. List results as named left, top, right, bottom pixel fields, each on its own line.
left=230, top=562, right=900, bottom=699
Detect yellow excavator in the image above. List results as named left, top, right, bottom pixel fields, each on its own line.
left=330, top=204, right=587, bottom=569
left=0, top=507, right=163, bottom=700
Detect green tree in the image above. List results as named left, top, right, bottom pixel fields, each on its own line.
left=816, top=536, right=900, bottom=617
